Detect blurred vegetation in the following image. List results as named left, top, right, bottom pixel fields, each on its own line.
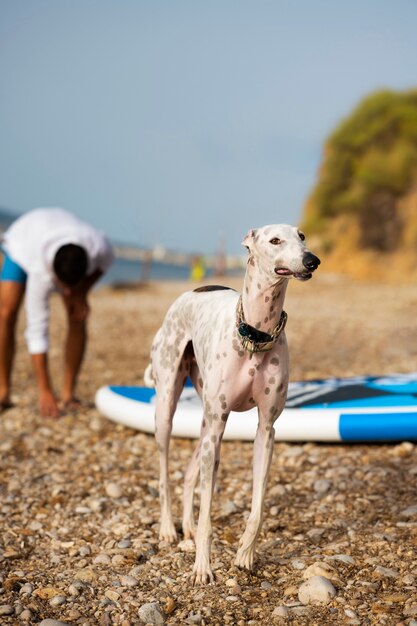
left=303, top=89, right=417, bottom=256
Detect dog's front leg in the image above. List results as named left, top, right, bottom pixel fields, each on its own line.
left=192, top=405, right=228, bottom=585
left=235, top=406, right=277, bottom=570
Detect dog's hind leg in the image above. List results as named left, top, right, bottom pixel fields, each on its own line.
left=182, top=357, right=205, bottom=540
left=182, top=439, right=201, bottom=540
left=155, top=380, right=185, bottom=543
left=182, top=409, right=210, bottom=539
left=154, top=346, right=191, bottom=543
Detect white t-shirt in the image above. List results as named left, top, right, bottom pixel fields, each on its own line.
left=3, top=208, right=114, bottom=354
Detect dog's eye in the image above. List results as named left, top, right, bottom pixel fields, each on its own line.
left=269, top=237, right=281, bottom=245
left=298, top=231, right=305, bottom=241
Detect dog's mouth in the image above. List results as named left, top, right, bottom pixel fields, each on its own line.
left=275, top=268, right=313, bottom=281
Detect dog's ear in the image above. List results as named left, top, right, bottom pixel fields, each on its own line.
left=242, top=229, right=257, bottom=249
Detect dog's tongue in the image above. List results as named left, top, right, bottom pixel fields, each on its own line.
left=275, top=268, right=292, bottom=276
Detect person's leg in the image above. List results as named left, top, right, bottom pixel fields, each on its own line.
left=0, top=279, right=26, bottom=407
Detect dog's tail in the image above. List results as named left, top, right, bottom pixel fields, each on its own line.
left=144, top=363, right=155, bottom=388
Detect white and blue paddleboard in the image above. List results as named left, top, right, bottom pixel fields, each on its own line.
left=95, top=373, right=417, bottom=442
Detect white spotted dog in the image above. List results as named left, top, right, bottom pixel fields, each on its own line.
left=144, top=224, right=320, bottom=584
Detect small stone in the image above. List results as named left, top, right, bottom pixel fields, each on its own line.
left=164, top=597, right=176, bottom=614
left=177, top=539, right=195, bottom=552
left=117, top=538, right=131, bottom=549
left=19, top=609, right=33, bottom=621
left=74, top=567, right=97, bottom=582
left=89, top=497, right=106, bottom=512
left=105, top=482, right=123, bottom=498
left=68, top=584, right=80, bottom=596
left=392, top=442, right=414, bottom=457
left=50, top=594, right=67, bottom=606
left=105, top=589, right=120, bottom=602
left=404, top=607, right=417, bottom=617
left=284, top=585, right=298, bottom=597
left=220, top=500, right=238, bottom=516
left=314, top=479, right=332, bottom=493
left=138, top=602, right=165, bottom=625
left=326, top=554, right=355, bottom=565
left=261, top=581, right=272, bottom=589
left=38, top=618, right=71, bottom=626
left=400, top=504, right=417, bottom=518
left=93, top=553, right=111, bottom=565
left=75, top=506, right=91, bottom=514
left=298, top=575, right=336, bottom=605
left=79, top=545, right=91, bottom=557
left=0, top=605, right=14, bottom=616
left=111, top=554, right=126, bottom=566
left=303, top=561, right=338, bottom=582
left=374, top=565, right=399, bottom=579
left=19, top=583, right=34, bottom=595
left=291, top=559, right=306, bottom=570
left=272, top=605, right=289, bottom=618
left=306, top=528, right=325, bottom=543
left=120, top=575, right=139, bottom=587
left=14, top=602, right=24, bottom=616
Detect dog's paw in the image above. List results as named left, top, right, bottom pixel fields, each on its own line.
left=191, top=551, right=215, bottom=585
left=191, top=566, right=215, bottom=585
left=159, top=522, right=177, bottom=544
left=182, top=523, right=196, bottom=540
left=234, top=546, right=255, bottom=570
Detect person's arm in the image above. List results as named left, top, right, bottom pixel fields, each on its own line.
left=60, top=269, right=103, bottom=323
left=31, top=353, right=60, bottom=418
left=80, top=268, right=103, bottom=293
left=24, top=274, right=60, bottom=417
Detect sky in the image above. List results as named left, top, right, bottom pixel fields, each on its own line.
left=0, top=0, right=416, bottom=255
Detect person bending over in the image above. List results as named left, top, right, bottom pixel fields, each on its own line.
left=0, top=207, right=114, bottom=417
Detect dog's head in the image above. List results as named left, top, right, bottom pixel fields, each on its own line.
left=242, top=224, right=320, bottom=282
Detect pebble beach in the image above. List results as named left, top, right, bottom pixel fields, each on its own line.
left=2, top=273, right=417, bottom=625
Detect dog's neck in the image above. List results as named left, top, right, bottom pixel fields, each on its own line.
left=241, top=255, right=288, bottom=335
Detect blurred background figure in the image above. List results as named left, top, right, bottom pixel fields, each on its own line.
left=190, top=255, right=206, bottom=282
left=0, top=207, right=114, bottom=417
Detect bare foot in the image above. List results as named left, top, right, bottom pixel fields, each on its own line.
left=62, top=397, right=83, bottom=413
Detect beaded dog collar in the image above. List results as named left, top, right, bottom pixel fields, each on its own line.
left=236, top=296, right=288, bottom=356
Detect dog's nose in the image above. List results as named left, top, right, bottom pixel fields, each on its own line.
left=303, top=252, right=321, bottom=271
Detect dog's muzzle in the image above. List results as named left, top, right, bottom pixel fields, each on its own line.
left=302, top=252, right=321, bottom=272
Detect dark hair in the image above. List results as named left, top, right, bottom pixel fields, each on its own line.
left=53, top=244, right=88, bottom=286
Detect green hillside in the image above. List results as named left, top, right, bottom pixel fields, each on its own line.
left=302, top=89, right=417, bottom=279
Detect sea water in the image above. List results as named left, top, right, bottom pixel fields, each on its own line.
left=101, top=256, right=209, bottom=285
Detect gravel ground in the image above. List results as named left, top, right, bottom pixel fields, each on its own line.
left=1, top=273, right=417, bottom=625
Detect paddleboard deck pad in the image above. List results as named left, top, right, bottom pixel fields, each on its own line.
left=95, top=373, right=417, bottom=442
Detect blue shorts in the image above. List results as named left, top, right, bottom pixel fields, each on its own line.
left=1, top=252, right=27, bottom=284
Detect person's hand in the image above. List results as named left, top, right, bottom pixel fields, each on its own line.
left=39, top=389, right=61, bottom=418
